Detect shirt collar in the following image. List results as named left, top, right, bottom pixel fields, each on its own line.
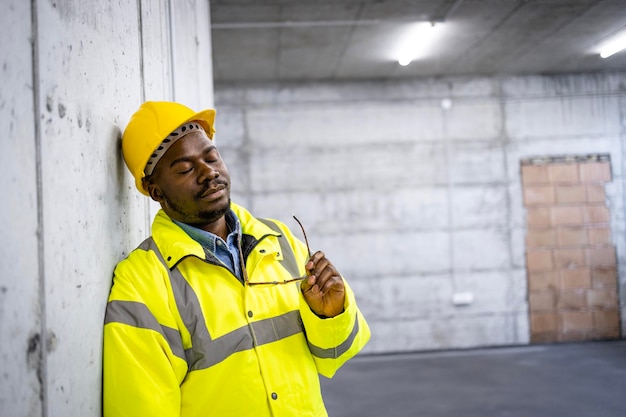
left=172, top=210, right=241, bottom=254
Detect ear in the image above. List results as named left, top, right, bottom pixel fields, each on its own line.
left=142, top=176, right=164, bottom=203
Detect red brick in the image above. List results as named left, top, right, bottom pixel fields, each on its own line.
left=586, top=185, right=606, bottom=203
left=553, top=248, right=585, bottom=269
left=560, top=311, right=593, bottom=331
left=548, top=164, right=579, bottom=184
left=592, top=328, right=620, bottom=340
left=531, top=332, right=558, bottom=343
left=529, top=290, right=557, bottom=312
left=555, top=185, right=586, bottom=204
left=521, top=165, right=549, bottom=184
left=587, top=288, right=618, bottom=308
left=590, top=268, right=617, bottom=289
left=586, top=247, right=616, bottom=268
left=593, top=309, right=620, bottom=329
left=527, top=207, right=552, bottom=227
left=526, top=250, right=554, bottom=272
left=557, top=227, right=587, bottom=247
left=558, top=331, right=589, bottom=342
left=530, top=312, right=557, bottom=332
left=579, top=162, right=611, bottom=183
left=523, top=186, right=555, bottom=205
left=557, top=290, right=587, bottom=309
left=560, top=268, right=590, bottom=289
left=526, top=229, right=556, bottom=248
left=588, top=227, right=611, bottom=245
left=528, top=271, right=559, bottom=291
left=551, top=206, right=583, bottom=226
left=583, top=205, right=610, bottom=224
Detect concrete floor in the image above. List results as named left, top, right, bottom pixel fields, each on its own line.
left=320, top=340, right=626, bottom=417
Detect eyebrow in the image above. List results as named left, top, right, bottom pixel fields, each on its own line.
left=169, top=145, right=217, bottom=168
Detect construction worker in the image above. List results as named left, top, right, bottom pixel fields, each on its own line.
left=103, top=101, right=370, bottom=417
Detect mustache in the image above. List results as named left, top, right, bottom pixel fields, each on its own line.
left=196, top=180, right=229, bottom=198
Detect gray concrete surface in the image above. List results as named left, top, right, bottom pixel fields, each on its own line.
left=0, top=1, right=213, bottom=415
left=321, top=341, right=626, bottom=417
left=210, top=1, right=626, bottom=83
left=215, top=74, right=626, bottom=354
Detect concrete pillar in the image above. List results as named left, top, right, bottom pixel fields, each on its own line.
left=0, top=1, right=213, bottom=416
left=1, top=2, right=41, bottom=415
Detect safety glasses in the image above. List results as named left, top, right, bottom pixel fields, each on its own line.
left=245, top=215, right=311, bottom=286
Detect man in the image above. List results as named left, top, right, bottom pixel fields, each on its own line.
left=103, top=101, right=370, bottom=417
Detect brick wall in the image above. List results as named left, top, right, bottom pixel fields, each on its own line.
left=522, top=156, right=621, bottom=343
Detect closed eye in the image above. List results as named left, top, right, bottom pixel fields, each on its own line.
left=169, top=146, right=219, bottom=173
left=205, top=148, right=220, bottom=163
left=177, top=165, right=194, bottom=174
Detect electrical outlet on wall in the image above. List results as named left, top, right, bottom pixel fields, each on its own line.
left=452, top=292, right=474, bottom=306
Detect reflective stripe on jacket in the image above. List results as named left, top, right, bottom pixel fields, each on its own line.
left=103, top=203, right=370, bottom=417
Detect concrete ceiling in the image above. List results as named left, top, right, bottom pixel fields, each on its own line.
left=210, top=0, right=626, bottom=84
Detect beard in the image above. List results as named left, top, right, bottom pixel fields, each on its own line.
left=164, top=194, right=232, bottom=226
left=196, top=199, right=232, bottom=224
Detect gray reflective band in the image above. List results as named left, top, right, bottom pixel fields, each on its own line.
left=105, top=299, right=186, bottom=361
left=138, top=236, right=158, bottom=252
left=307, top=315, right=360, bottom=359
left=250, top=310, right=303, bottom=347
left=137, top=239, right=215, bottom=365
left=186, top=325, right=254, bottom=371
left=170, top=259, right=306, bottom=370
left=257, top=218, right=301, bottom=278
left=188, top=310, right=304, bottom=371
left=139, top=237, right=306, bottom=371
left=167, top=266, right=215, bottom=369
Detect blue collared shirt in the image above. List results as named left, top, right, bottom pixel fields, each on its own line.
left=172, top=210, right=243, bottom=281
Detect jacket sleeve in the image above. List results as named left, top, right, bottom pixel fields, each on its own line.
left=299, top=278, right=371, bottom=378
left=266, top=217, right=371, bottom=378
left=103, top=252, right=188, bottom=417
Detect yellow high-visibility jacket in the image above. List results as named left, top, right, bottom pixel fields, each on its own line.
left=103, top=203, right=370, bottom=417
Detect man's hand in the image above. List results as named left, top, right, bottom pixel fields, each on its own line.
left=300, top=251, right=345, bottom=318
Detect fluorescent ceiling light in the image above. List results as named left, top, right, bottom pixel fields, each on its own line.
left=394, top=22, right=442, bottom=66
left=598, top=30, right=626, bottom=59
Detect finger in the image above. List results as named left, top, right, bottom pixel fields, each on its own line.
left=307, top=250, right=325, bottom=270
left=304, top=251, right=326, bottom=283
left=300, top=273, right=316, bottom=292
left=311, top=261, right=333, bottom=287
left=302, top=251, right=330, bottom=293
left=318, top=269, right=343, bottom=296
left=310, top=256, right=331, bottom=279
left=302, top=279, right=321, bottom=296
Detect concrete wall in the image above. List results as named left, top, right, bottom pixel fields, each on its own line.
left=214, top=74, right=626, bottom=354
left=2, top=0, right=624, bottom=413
left=0, top=1, right=213, bottom=416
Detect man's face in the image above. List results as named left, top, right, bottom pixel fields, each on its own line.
left=145, top=131, right=231, bottom=227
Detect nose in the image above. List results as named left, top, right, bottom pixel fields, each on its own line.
left=197, top=162, right=219, bottom=183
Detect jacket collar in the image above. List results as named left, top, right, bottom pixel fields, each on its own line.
left=151, top=202, right=281, bottom=269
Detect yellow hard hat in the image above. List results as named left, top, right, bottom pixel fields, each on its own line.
left=122, top=101, right=216, bottom=195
